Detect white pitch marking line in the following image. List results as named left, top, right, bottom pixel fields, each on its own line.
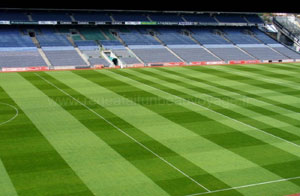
left=34, top=73, right=211, bottom=193
left=111, top=70, right=300, bottom=148
left=0, top=102, right=19, bottom=126
left=186, top=176, right=300, bottom=196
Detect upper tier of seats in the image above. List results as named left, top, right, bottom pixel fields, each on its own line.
left=148, top=13, right=185, bottom=22
left=182, top=13, right=217, bottom=23
left=215, top=14, right=248, bottom=23
left=112, top=12, right=150, bottom=22
left=30, top=11, right=72, bottom=22
left=0, top=10, right=264, bottom=25
left=72, top=12, right=112, bottom=22
left=0, top=11, right=29, bottom=21
left=244, top=14, right=264, bottom=24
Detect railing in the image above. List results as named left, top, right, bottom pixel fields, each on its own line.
left=273, top=17, right=300, bottom=46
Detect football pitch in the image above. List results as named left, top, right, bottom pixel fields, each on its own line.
left=1, top=63, right=300, bottom=196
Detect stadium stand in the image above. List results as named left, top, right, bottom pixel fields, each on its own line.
left=112, top=49, right=142, bottom=65
left=270, top=44, right=300, bottom=59
left=168, top=45, right=221, bottom=63
left=182, top=13, right=217, bottom=23
left=116, top=26, right=183, bottom=64
left=0, top=10, right=300, bottom=70
left=148, top=13, right=184, bottom=22
left=112, top=12, right=150, bottom=22
left=0, top=10, right=29, bottom=21
left=244, top=14, right=264, bottom=24
left=72, top=11, right=112, bottom=22
left=31, top=11, right=72, bottom=21
left=238, top=45, right=288, bottom=61
left=35, top=26, right=87, bottom=67
left=214, top=13, right=248, bottom=23
left=189, top=27, right=230, bottom=45
left=130, top=45, right=183, bottom=64
left=154, top=26, right=196, bottom=45
left=222, top=27, right=262, bottom=44
left=0, top=27, right=47, bottom=68
left=188, top=27, right=255, bottom=61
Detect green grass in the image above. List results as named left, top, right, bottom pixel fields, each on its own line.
left=1, top=63, right=300, bottom=196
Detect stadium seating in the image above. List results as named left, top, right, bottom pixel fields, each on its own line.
left=0, top=27, right=36, bottom=48
left=78, top=27, right=106, bottom=41
left=239, top=45, right=290, bottom=60
left=0, top=10, right=29, bottom=21
left=112, top=49, right=141, bottom=64
left=31, top=11, right=72, bottom=21
left=271, top=44, right=300, bottom=59
left=1, top=10, right=300, bottom=69
left=112, top=12, right=149, bottom=22
left=34, top=27, right=88, bottom=67
left=244, top=14, right=264, bottom=24
left=206, top=45, right=256, bottom=61
left=80, top=49, right=110, bottom=67
left=250, top=27, right=278, bottom=44
left=74, top=40, right=98, bottom=47
left=154, top=27, right=196, bottom=45
left=43, top=48, right=87, bottom=66
left=0, top=49, right=47, bottom=68
left=168, top=45, right=221, bottom=62
left=222, top=27, right=262, bottom=44
left=0, top=27, right=47, bottom=68
left=115, top=26, right=184, bottom=64
left=148, top=13, right=184, bottom=22
left=118, top=28, right=160, bottom=45
left=182, top=13, right=217, bottom=23
left=215, top=14, right=248, bottom=23
left=130, top=45, right=183, bottom=64
left=72, top=11, right=112, bottom=22
left=73, top=40, right=112, bottom=67
left=36, top=27, right=73, bottom=47
left=190, top=27, right=230, bottom=45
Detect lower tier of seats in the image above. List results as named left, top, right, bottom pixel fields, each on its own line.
left=43, top=49, right=88, bottom=67
left=130, top=46, right=183, bottom=64
left=0, top=49, right=47, bottom=68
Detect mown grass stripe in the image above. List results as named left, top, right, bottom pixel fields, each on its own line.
left=157, top=67, right=300, bottom=125
left=79, top=70, right=298, bottom=192
left=188, top=175, right=300, bottom=196
left=0, top=77, right=93, bottom=196
left=23, top=71, right=218, bottom=196
left=222, top=65, right=300, bottom=92
left=48, top=70, right=274, bottom=191
left=228, top=64, right=300, bottom=88
left=36, top=72, right=212, bottom=194
left=202, top=65, right=300, bottom=100
left=238, top=63, right=300, bottom=77
left=253, top=63, right=300, bottom=72
left=12, top=72, right=168, bottom=196
left=89, top=69, right=300, bottom=190
left=135, top=67, right=300, bottom=141
left=184, top=66, right=300, bottom=113
left=124, top=68, right=300, bottom=147
left=0, top=159, right=18, bottom=196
